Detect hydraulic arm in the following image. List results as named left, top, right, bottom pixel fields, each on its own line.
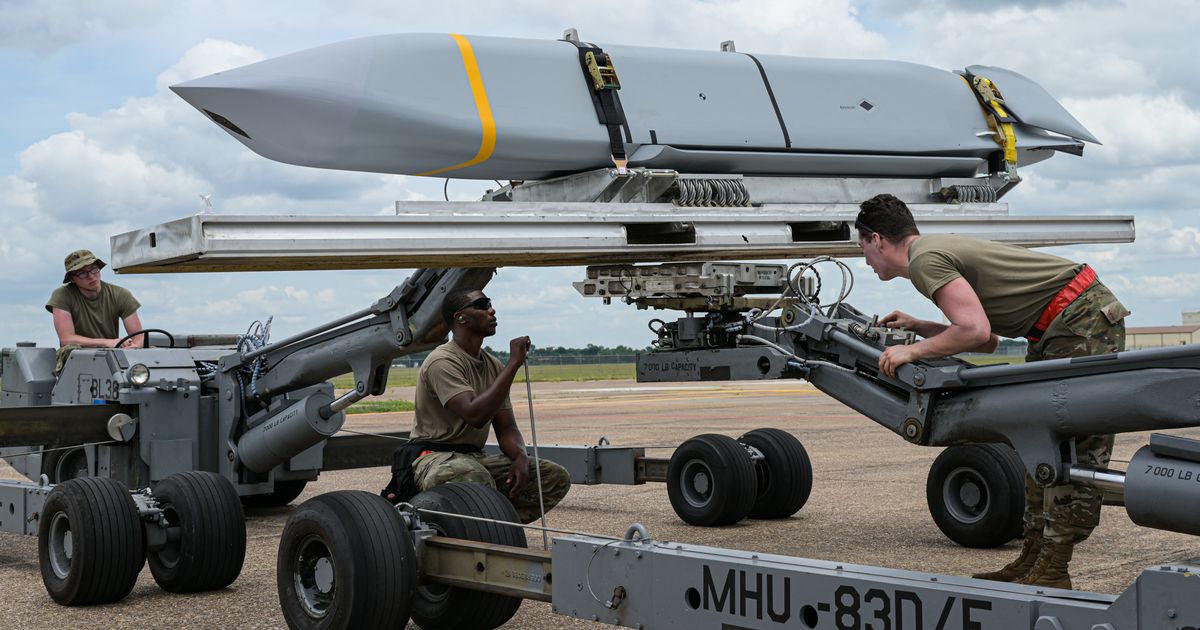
left=582, top=259, right=1200, bottom=538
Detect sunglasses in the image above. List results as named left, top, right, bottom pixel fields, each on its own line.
left=72, top=266, right=101, bottom=279
left=853, top=217, right=875, bottom=234
left=459, top=297, right=492, bottom=312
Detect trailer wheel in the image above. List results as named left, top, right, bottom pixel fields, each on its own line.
left=42, top=447, right=90, bottom=483
left=739, top=428, right=813, bottom=519
left=148, top=471, right=247, bottom=592
left=277, top=491, right=416, bottom=630
left=242, top=480, right=309, bottom=508
left=667, top=434, right=757, bottom=526
left=409, top=483, right=526, bottom=630
left=926, top=444, right=1025, bottom=548
left=38, top=476, right=145, bottom=605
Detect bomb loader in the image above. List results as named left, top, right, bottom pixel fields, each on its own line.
left=0, top=266, right=493, bottom=604
left=274, top=279, right=1200, bottom=628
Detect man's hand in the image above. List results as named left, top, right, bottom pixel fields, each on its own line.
left=506, top=453, right=530, bottom=498
left=878, top=344, right=920, bottom=378
left=508, top=336, right=531, bottom=366
left=880, top=310, right=921, bottom=330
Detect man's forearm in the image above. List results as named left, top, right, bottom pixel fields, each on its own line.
left=59, top=334, right=113, bottom=348
left=909, top=324, right=992, bottom=359
left=496, top=425, right=527, bottom=462
left=910, top=320, right=949, bottom=339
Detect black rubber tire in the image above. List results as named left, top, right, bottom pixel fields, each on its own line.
left=408, top=483, right=526, bottom=630
left=277, top=491, right=417, bottom=630
left=667, top=434, right=757, bottom=527
left=926, top=443, right=1026, bottom=548
left=739, top=428, right=814, bottom=519
left=42, top=447, right=90, bottom=483
left=38, top=476, right=145, bottom=605
left=242, top=480, right=309, bottom=508
left=148, top=471, right=247, bottom=592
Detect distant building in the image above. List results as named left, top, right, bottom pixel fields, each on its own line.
left=1184, top=310, right=1200, bottom=325
left=1126, top=324, right=1200, bottom=350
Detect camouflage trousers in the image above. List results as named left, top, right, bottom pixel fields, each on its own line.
left=1022, top=280, right=1128, bottom=545
left=413, top=451, right=571, bottom=524
left=54, top=344, right=82, bottom=373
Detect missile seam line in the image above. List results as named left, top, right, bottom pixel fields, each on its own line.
left=415, top=34, right=496, bottom=177
left=743, top=53, right=792, bottom=148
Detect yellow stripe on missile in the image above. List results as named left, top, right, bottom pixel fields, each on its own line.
left=416, top=34, right=496, bottom=176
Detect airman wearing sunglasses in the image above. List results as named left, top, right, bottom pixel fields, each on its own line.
left=45, top=249, right=145, bottom=372
left=402, top=288, right=571, bottom=523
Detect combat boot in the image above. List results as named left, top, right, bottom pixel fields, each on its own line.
left=972, top=532, right=1042, bottom=582
left=1016, top=540, right=1074, bottom=589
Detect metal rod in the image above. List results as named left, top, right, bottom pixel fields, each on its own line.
left=321, top=389, right=367, bottom=419
left=524, top=362, right=549, bottom=550
left=401, top=504, right=624, bottom=541
left=1068, top=466, right=1126, bottom=494
left=957, top=343, right=1200, bottom=383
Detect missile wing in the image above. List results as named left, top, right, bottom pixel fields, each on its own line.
left=171, top=33, right=1097, bottom=181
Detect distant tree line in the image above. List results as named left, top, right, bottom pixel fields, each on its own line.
left=391, top=344, right=652, bottom=367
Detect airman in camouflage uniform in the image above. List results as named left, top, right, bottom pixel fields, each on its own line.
left=1004, top=281, right=1126, bottom=588
left=413, top=450, right=571, bottom=524
left=408, top=288, right=570, bottom=524
left=855, top=194, right=1130, bottom=589
left=46, top=249, right=145, bottom=372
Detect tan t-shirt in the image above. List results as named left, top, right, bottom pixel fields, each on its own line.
left=411, top=341, right=512, bottom=448
left=907, top=235, right=1080, bottom=338
left=45, top=283, right=141, bottom=341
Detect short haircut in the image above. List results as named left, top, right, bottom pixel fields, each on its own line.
left=441, top=288, right=480, bottom=324
left=856, top=194, right=920, bottom=243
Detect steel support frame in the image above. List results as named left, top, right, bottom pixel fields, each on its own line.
left=482, top=443, right=669, bottom=485
left=641, top=303, right=1200, bottom=488
left=0, top=478, right=51, bottom=535
left=413, top=529, right=1199, bottom=629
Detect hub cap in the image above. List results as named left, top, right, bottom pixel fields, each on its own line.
left=295, top=535, right=335, bottom=618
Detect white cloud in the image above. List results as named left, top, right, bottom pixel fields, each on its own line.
left=1065, top=93, right=1200, bottom=168
left=1108, top=272, right=1200, bottom=301
left=16, top=130, right=207, bottom=222
left=2, top=0, right=1200, bottom=348
left=889, top=0, right=1199, bottom=103
left=0, top=0, right=174, bottom=55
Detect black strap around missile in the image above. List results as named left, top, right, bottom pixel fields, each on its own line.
left=564, top=40, right=632, bottom=166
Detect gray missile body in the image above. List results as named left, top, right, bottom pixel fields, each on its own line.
left=172, top=33, right=1097, bottom=181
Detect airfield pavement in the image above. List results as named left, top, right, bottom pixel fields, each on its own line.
left=2, top=379, right=1198, bottom=629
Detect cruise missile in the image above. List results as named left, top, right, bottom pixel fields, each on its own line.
left=171, top=33, right=1098, bottom=181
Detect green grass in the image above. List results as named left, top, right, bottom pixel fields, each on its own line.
left=332, top=363, right=636, bottom=391
left=345, top=399, right=415, bottom=414
left=961, top=354, right=1026, bottom=366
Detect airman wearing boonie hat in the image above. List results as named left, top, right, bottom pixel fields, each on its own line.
left=46, top=249, right=144, bottom=372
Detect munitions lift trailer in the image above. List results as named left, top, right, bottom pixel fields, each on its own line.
left=272, top=262, right=1200, bottom=629
left=0, top=266, right=493, bottom=603
left=102, top=169, right=1138, bottom=540
left=100, top=166, right=1200, bottom=627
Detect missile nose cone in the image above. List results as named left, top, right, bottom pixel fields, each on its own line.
left=171, top=81, right=254, bottom=140
left=169, top=46, right=371, bottom=169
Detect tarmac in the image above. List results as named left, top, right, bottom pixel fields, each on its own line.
left=2, top=379, right=1198, bottom=629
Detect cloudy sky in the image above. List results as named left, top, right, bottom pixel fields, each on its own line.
left=1, top=0, right=1197, bottom=352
